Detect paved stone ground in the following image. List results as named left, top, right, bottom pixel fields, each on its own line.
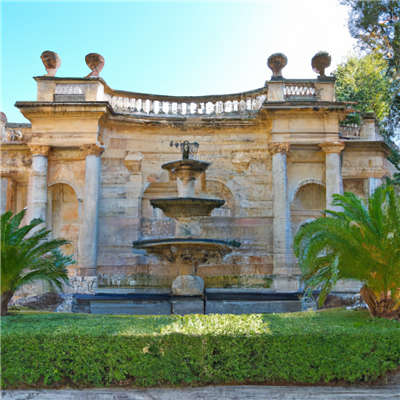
left=3, top=385, right=400, bottom=400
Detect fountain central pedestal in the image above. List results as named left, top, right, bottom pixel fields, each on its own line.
left=132, top=141, right=240, bottom=296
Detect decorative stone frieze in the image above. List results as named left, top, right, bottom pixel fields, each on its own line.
left=319, top=142, right=345, bottom=154
left=80, top=144, right=105, bottom=157
left=28, top=144, right=50, bottom=156
left=267, top=142, right=290, bottom=156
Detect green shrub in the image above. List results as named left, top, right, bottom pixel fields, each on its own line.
left=1, top=310, right=399, bottom=388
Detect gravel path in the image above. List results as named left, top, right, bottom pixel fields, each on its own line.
left=3, top=385, right=400, bottom=400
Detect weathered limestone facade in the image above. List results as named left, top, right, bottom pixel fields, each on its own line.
left=1, top=56, right=396, bottom=298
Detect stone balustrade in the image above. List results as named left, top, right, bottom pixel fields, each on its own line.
left=34, top=76, right=337, bottom=117
left=104, top=88, right=268, bottom=117
left=339, top=123, right=361, bottom=139
left=284, top=81, right=317, bottom=99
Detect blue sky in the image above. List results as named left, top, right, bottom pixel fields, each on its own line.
left=1, top=1, right=356, bottom=123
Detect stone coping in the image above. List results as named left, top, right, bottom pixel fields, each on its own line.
left=75, top=292, right=302, bottom=302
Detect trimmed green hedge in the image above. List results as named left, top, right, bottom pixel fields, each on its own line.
left=2, top=310, right=400, bottom=388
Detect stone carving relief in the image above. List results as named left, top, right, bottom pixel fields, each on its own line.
left=319, top=142, right=345, bottom=154
left=2, top=129, right=23, bottom=142
left=80, top=144, right=105, bottom=157
left=40, top=50, right=62, bottom=76
left=28, top=144, right=51, bottom=156
left=1, top=150, right=32, bottom=173
left=69, top=276, right=98, bottom=294
left=267, top=143, right=290, bottom=156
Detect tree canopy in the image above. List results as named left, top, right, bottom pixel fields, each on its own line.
left=341, top=1, right=399, bottom=76
left=333, top=52, right=391, bottom=121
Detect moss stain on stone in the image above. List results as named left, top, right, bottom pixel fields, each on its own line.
left=204, top=275, right=273, bottom=288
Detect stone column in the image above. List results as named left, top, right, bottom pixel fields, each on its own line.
left=27, top=145, right=50, bottom=228
left=1, top=177, right=8, bottom=214
left=269, top=143, right=291, bottom=274
left=319, top=142, right=345, bottom=212
left=78, top=144, right=104, bottom=279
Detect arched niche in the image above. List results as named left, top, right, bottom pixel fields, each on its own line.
left=292, top=182, right=326, bottom=211
left=47, top=183, right=80, bottom=267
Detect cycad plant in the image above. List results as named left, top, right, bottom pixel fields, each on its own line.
left=294, top=183, right=400, bottom=320
left=1, top=209, right=74, bottom=316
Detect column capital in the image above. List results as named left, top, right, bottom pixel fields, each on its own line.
left=268, top=142, right=290, bottom=156
left=319, top=142, right=345, bottom=154
left=80, top=144, right=105, bottom=157
left=28, top=144, right=50, bottom=156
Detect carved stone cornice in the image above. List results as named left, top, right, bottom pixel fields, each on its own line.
left=28, top=144, right=50, bottom=156
left=267, top=142, right=290, bottom=156
left=80, top=144, right=105, bottom=157
left=319, top=142, right=345, bottom=154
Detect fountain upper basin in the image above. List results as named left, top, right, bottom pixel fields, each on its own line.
left=150, top=197, right=225, bottom=221
left=162, top=159, right=211, bottom=172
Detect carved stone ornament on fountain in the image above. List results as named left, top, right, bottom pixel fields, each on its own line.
left=40, top=51, right=62, bottom=77
left=132, top=141, right=241, bottom=296
left=85, top=53, right=105, bottom=78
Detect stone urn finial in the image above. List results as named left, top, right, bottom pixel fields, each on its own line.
left=311, top=51, right=331, bottom=76
left=0, top=112, right=7, bottom=124
left=40, top=51, right=61, bottom=76
left=85, top=53, right=105, bottom=78
left=267, top=53, right=288, bottom=79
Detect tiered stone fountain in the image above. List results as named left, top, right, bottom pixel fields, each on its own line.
left=132, top=141, right=240, bottom=296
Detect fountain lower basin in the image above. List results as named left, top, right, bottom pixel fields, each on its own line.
left=132, top=238, right=241, bottom=265
left=150, top=198, right=225, bottom=221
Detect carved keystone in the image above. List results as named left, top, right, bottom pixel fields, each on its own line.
left=40, top=51, right=62, bottom=77
left=312, top=51, right=331, bottom=76
left=319, top=142, right=345, bottom=154
left=267, top=143, right=290, bottom=156
left=267, top=53, right=288, bottom=79
left=85, top=53, right=105, bottom=78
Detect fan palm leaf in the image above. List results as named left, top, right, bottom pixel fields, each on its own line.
left=294, top=183, right=400, bottom=319
left=1, top=209, right=74, bottom=316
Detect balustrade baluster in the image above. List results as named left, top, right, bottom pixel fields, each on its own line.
left=136, top=99, right=142, bottom=113
left=165, top=102, right=171, bottom=115
left=129, top=98, right=136, bottom=112
left=177, top=103, right=183, bottom=115
left=148, top=100, right=154, bottom=114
